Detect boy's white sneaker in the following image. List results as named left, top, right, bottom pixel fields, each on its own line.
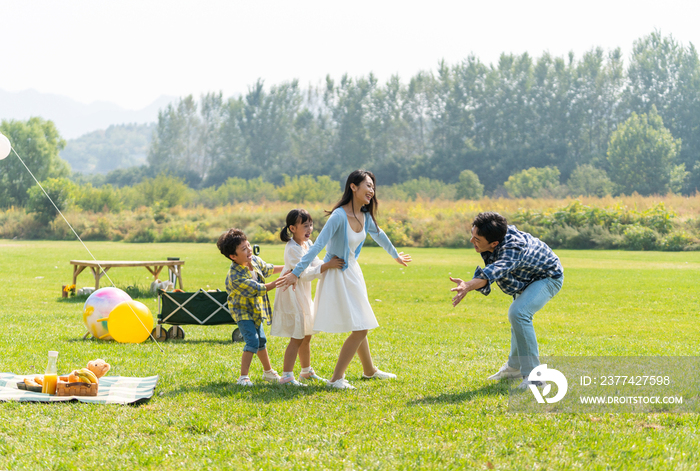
left=487, top=361, right=522, bottom=380
left=262, top=369, right=281, bottom=383
left=236, top=376, right=254, bottom=387
left=327, top=378, right=356, bottom=390
left=362, top=369, right=396, bottom=380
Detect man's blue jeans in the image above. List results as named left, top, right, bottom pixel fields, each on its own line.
left=507, top=276, right=563, bottom=377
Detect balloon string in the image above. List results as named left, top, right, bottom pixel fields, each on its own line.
left=10, top=147, right=165, bottom=353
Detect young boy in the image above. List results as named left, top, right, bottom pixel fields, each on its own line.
left=217, top=228, right=285, bottom=386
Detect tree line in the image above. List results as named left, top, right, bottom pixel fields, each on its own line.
left=1, top=31, right=699, bottom=210
left=145, top=31, right=700, bottom=196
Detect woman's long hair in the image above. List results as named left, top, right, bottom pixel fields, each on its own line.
left=280, top=209, right=312, bottom=242
left=327, top=169, right=379, bottom=233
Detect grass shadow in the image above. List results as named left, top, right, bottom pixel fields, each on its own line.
left=63, top=337, right=236, bottom=346
left=156, top=339, right=236, bottom=345
left=165, top=380, right=327, bottom=403
left=57, top=295, right=91, bottom=304
left=408, top=381, right=510, bottom=405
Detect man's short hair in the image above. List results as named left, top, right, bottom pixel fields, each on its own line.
left=217, top=228, right=247, bottom=259
left=472, top=212, right=508, bottom=244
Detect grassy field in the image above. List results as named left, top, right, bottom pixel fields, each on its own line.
left=1, top=240, right=699, bottom=470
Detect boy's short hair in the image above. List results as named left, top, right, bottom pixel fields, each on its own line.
left=217, top=228, right=247, bottom=259
left=472, top=212, right=508, bottom=244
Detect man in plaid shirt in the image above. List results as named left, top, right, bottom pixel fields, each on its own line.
left=450, top=212, right=563, bottom=389
left=217, top=228, right=285, bottom=386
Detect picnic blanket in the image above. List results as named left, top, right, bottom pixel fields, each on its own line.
left=0, top=373, right=159, bottom=404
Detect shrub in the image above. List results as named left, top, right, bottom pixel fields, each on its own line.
left=567, top=165, right=614, bottom=197
left=455, top=170, right=484, bottom=200
left=378, top=217, right=413, bottom=247
left=132, top=174, right=191, bottom=208
left=658, top=232, right=694, bottom=251
left=27, top=178, right=75, bottom=223
left=205, top=177, right=277, bottom=206
left=383, top=178, right=456, bottom=201
left=159, top=224, right=199, bottom=243
left=73, top=184, right=122, bottom=213
left=124, top=226, right=157, bottom=243
left=621, top=226, right=658, bottom=250
left=504, top=166, right=560, bottom=198
left=276, top=175, right=339, bottom=203
left=80, top=217, right=113, bottom=241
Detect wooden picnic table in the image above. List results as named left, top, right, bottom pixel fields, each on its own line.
left=70, top=260, right=185, bottom=290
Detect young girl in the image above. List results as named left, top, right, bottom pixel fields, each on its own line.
left=279, top=170, right=412, bottom=389
left=271, top=209, right=344, bottom=386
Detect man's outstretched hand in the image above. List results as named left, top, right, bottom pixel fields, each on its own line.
left=450, top=276, right=468, bottom=307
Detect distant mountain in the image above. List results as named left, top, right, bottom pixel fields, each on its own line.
left=61, top=123, right=155, bottom=174
left=0, top=88, right=176, bottom=139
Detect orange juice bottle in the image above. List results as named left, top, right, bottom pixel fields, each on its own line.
left=41, top=351, right=58, bottom=395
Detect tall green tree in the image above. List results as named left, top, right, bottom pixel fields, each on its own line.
left=148, top=95, right=204, bottom=186
left=625, top=32, right=700, bottom=184
left=0, top=118, right=69, bottom=207
left=325, top=74, right=374, bottom=178
left=607, top=107, right=681, bottom=195
left=239, top=80, right=301, bottom=184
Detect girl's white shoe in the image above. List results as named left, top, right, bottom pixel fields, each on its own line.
left=299, top=367, right=328, bottom=383
left=327, top=378, right=356, bottom=389
left=236, top=376, right=254, bottom=386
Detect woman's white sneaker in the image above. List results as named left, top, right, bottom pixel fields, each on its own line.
left=362, top=369, right=396, bottom=380
left=327, top=378, right=356, bottom=389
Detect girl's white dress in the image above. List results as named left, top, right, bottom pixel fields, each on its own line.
left=313, top=220, right=379, bottom=333
left=270, top=240, right=324, bottom=339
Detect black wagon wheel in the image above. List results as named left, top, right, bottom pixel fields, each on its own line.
left=232, top=328, right=244, bottom=343
left=167, top=326, right=185, bottom=340
left=151, top=326, right=168, bottom=342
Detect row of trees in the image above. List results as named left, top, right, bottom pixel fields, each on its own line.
left=1, top=31, right=699, bottom=209
left=145, top=32, right=700, bottom=195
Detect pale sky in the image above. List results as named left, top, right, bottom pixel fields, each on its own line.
left=2, top=0, right=699, bottom=110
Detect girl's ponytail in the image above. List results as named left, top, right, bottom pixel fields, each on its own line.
left=280, top=224, right=292, bottom=242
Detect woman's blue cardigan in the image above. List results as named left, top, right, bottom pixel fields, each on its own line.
left=291, top=207, right=399, bottom=278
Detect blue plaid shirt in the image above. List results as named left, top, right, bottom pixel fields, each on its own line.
left=473, top=225, right=563, bottom=297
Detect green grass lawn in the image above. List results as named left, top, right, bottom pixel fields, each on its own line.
left=1, top=240, right=699, bottom=470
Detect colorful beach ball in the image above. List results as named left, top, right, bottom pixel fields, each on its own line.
left=83, top=287, right=132, bottom=340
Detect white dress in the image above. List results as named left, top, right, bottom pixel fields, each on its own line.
left=270, top=240, right=324, bottom=339
left=313, top=220, right=379, bottom=333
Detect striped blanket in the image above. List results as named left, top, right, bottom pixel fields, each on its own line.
left=0, top=373, right=159, bottom=404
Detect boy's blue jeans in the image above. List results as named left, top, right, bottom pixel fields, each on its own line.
left=237, top=320, right=267, bottom=354
left=507, top=276, right=563, bottom=377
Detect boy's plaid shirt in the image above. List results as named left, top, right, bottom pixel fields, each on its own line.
left=225, top=255, right=274, bottom=326
left=474, top=225, right=563, bottom=297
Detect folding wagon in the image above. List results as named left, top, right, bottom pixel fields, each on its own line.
left=153, top=289, right=243, bottom=342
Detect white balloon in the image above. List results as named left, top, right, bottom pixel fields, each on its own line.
left=0, top=133, right=11, bottom=160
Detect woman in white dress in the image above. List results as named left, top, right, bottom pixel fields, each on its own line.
left=279, top=170, right=412, bottom=389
